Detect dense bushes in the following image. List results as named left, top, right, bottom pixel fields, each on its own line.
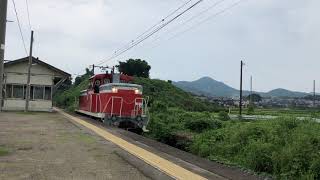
left=54, top=78, right=88, bottom=111
left=146, top=108, right=223, bottom=150
left=185, top=119, right=222, bottom=133
left=190, top=118, right=320, bottom=179
left=218, top=111, right=230, bottom=121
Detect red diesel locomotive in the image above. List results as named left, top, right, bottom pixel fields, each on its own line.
left=76, top=72, right=149, bottom=131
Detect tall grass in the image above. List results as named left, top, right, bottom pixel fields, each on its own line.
left=190, top=117, right=320, bottom=179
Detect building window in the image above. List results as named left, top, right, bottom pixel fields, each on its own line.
left=30, top=86, right=34, bottom=100
left=12, top=85, right=24, bottom=99
left=5, top=84, right=52, bottom=101
left=23, top=85, right=27, bottom=99
left=34, top=86, right=44, bottom=100
left=6, top=84, right=12, bottom=98
left=44, top=87, right=52, bottom=100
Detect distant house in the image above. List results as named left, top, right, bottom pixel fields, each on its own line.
left=3, top=57, right=70, bottom=111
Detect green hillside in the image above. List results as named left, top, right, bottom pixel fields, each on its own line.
left=133, top=77, right=219, bottom=112
left=54, top=77, right=219, bottom=113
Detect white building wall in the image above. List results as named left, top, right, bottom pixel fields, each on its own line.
left=3, top=99, right=52, bottom=112
left=5, top=61, right=60, bottom=76
left=6, top=73, right=53, bottom=85
left=3, top=60, right=59, bottom=112
left=5, top=61, right=54, bottom=86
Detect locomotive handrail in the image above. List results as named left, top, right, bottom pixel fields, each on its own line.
left=99, top=95, right=149, bottom=119
left=111, top=96, right=124, bottom=117
left=101, top=96, right=122, bottom=114
left=133, top=97, right=149, bottom=117
left=96, top=94, right=99, bottom=113
left=98, top=94, right=101, bottom=112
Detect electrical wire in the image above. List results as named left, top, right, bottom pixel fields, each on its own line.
left=146, top=0, right=227, bottom=47
left=135, top=0, right=193, bottom=41
left=75, top=1, right=196, bottom=76
left=96, top=0, right=204, bottom=65
left=108, top=0, right=194, bottom=58
left=149, top=0, right=245, bottom=50
left=11, top=0, right=28, bottom=55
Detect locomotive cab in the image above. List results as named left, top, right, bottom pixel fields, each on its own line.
left=77, top=73, right=149, bottom=132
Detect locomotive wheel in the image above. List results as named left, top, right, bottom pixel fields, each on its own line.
left=136, top=116, right=142, bottom=122
left=112, top=116, right=119, bottom=126
left=103, top=115, right=112, bottom=126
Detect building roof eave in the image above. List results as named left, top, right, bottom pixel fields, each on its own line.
left=4, top=56, right=71, bottom=78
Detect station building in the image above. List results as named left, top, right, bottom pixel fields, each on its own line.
left=3, top=57, right=70, bottom=112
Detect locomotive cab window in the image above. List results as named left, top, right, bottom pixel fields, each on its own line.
left=94, top=80, right=101, bottom=93
left=103, top=78, right=110, bottom=84
left=95, top=80, right=101, bottom=86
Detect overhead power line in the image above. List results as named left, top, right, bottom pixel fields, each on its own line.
left=75, top=0, right=196, bottom=76
left=113, top=0, right=193, bottom=56
left=171, top=0, right=244, bottom=39
left=96, top=0, right=204, bottom=65
left=11, top=0, right=28, bottom=55
left=170, top=0, right=227, bottom=32
left=147, top=0, right=227, bottom=47
left=149, top=0, right=245, bottom=50
left=25, top=0, right=32, bottom=31
left=134, top=0, right=192, bottom=42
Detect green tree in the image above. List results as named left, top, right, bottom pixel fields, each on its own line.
left=247, top=104, right=255, bottom=115
left=117, top=59, right=151, bottom=78
left=54, top=78, right=72, bottom=92
left=74, top=68, right=93, bottom=86
left=246, top=94, right=262, bottom=102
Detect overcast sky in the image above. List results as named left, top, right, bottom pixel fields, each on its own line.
left=4, top=0, right=319, bottom=93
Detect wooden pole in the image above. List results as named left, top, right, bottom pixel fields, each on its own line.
left=0, top=0, right=8, bottom=112
left=239, top=61, right=243, bottom=116
left=25, top=31, right=34, bottom=112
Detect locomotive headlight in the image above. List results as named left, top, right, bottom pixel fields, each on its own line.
left=135, top=89, right=140, bottom=94
left=112, top=87, right=118, bottom=93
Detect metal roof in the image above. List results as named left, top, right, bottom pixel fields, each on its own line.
left=4, top=56, right=71, bottom=77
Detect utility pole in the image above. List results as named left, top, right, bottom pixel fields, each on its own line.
left=0, top=0, right=8, bottom=112
left=92, top=64, right=95, bottom=75
left=25, top=31, right=34, bottom=112
left=314, top=80, right=316, bottom=108
left=250, top=75, right=253, bottom=106
left=239, top=60, right=244, bottom=116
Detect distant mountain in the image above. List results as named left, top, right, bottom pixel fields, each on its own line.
left=174, top=77, right=310, bottom=98
left=263, top=88, right=309, bottom=98
left=173, top=77, right=239, bottom=97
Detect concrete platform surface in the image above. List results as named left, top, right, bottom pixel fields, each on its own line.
left=0, top=112, right=157, bottom=180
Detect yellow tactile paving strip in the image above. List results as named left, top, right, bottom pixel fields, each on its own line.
left=56, top=108, right=208, bottom=180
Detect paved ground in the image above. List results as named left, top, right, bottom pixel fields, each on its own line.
left=69, top=112, right=260, bottom=180
left=58, top=109, right=212, bottom=180
left=0, top=112, right=151, bottom=180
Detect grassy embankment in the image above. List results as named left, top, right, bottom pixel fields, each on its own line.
left=54, top=77, right=320, bottom=179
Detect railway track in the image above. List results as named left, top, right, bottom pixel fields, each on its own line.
left=55, top=108, right=262, bottom=180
